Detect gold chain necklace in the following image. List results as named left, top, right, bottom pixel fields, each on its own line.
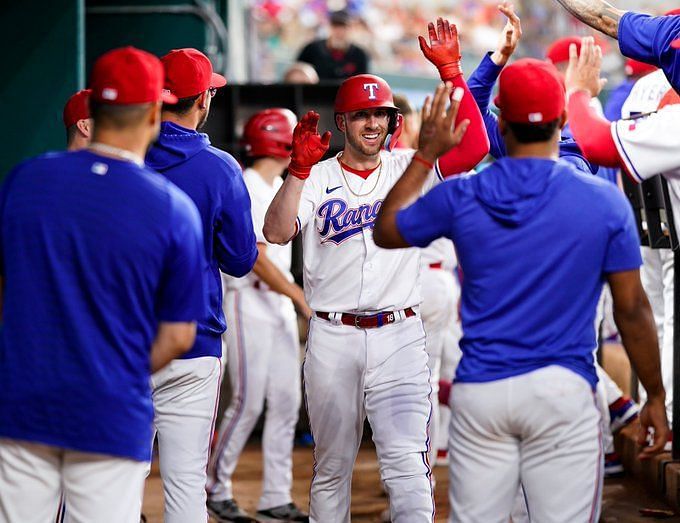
left=337, top=154, right=383, bottom=197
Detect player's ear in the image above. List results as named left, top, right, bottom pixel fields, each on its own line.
left=148, top=101, right=162, bottom=128
left=558, top=109, right=568, bottom=130
left=199, top=90, right=209, bottom=110
left=335, top=113, right=346, bottom=132
left=498, top=113, right=508, bottom=136
left=77, top=118, right=92, bottom=138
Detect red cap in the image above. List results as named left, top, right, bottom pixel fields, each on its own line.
left=665, top=8, right=680, bottom=16
left=624, top=58, right=657, bottom=77
left=161, top=48, right=227, bottom=98
left=494, top=58, right=565, bottom=124
left=90, top=47, right=177, bottom=105
left=63, top=89, right=91, bottom=128
left=334, top=74, right=397, bottom=113
left=659, top=88, right=680, bottom=109
left=546, top=35, right=610, bottom=65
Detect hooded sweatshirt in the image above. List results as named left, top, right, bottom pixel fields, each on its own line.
left=147, top=122, right=258, bottom=359
left=396, top=157, right=642, bottom=388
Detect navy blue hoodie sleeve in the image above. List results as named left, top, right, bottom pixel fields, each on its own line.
left=468, top=53, right=507, bottom=159
left=214, top=155, right=258, bottom=277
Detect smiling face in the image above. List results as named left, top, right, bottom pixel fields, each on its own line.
left=338, top=107, right=391, bottom=159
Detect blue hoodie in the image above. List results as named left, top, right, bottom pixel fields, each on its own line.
left=147, top=122, right=258, bottom=359
left=396, top=158, right=642, bottom=388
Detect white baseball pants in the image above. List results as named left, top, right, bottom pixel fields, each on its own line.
left=449, top=366, right=602, bottom=523
left=304, top=314, right=434, bottom=523
left=208, top=288, right=301, bottom=510
left=640, top=246, right=674, bottom=422
left=0, top=439, right=146, bottom=523
left=151, top=355, right=222, bottom=523
left=420, top=267, right=460, bottom=467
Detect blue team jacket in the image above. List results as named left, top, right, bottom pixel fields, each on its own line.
left=147, top=122, right=258, bottom=359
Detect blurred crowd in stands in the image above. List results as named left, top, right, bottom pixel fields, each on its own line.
left=249, top=0, right=678, bottom=83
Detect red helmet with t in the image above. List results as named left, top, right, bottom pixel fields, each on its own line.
left=333, top=74, right=402, bottom=149
left=242, top=108, right=297, bottom=158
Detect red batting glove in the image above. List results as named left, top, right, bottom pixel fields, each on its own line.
left=418, top=17, right=463, bottom=81
left=288, top=111, right=332, bottom=180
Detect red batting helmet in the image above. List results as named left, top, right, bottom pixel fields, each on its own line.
left=334, top=74, right=397, bottom=113
left=242, top=108, right=297, bottom=158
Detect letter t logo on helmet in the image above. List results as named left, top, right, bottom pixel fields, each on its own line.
left=363, top=83, right=379, bottom=100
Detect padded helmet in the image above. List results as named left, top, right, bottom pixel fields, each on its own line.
left=334, top=74, right=397, bottom=113
left=242, top=108, right=297, bottom=158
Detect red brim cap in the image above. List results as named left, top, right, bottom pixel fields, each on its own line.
left=672, top=39, right=680, bottom=49
left=211, top=72, right=227, bottom=88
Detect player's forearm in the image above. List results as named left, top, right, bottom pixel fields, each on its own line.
left=374, top=157, right=433, bottom=249
left=263, top=176, right=305, bottom=244
left=150, top=322, right=197, bottom=372
left=568, top=90, right=621, bottom=168
left=612, top=290, right=665, bottom=399
left=437, top=76, right=490, bottom=177
left=253, top=246, right=304, bottom=302
left=552, top=0, right=625, bottom=39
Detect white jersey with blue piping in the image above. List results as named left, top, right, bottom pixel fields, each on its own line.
left=296, top=148, right=439, bottom=312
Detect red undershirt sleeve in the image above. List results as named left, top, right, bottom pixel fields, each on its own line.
left=567, top=90, right=621, bottom=168
left=436, top=74, right=490, bottom=178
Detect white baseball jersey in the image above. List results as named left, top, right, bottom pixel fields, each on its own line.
left=621, top=69, right=670, bottom=119
left=420, top=238, right=457, bottom=272
left=225, top=168, right=293, bottom=290
left=296, top=149, right=438, bottom=312
left=611, top=104, right=680, bottom=183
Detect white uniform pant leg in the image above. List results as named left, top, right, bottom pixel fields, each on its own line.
left=448, top=382, right=521, bottom=523
left=259, top=299, right=302, bottom=510
left=365, top=316, right=434, bottom=523
left=0, top=439, right=62, bottom=523
left=639, top=247, right=665, bottom=405
left=208, top=289, right=270, bottom=501
left=661, top=249, right=675, bottom=423
left=151, top=356, right=221, bottom=523
left=304, top=317, right=366, bottom=523
left=520, top=367, right=602, bottom=523
left=61, top=449, right=147, bottom=523
left=595, top=364, right=614, bottom=454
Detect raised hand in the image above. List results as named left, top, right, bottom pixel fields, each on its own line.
left=565, top=36, right=608, bottom=97
left=418, top=18, right=462, bottom=80
left=418, top=83, right=470, bottom=162
left=491, top=2, right=523, bottom=66
left=288, top=111, right=332, bottom=180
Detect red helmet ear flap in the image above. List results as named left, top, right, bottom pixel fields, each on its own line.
left=385, top=112, right=403, bottom=151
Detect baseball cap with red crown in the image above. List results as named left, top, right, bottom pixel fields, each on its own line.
left=546, top=35, right=610, bottom=65
left=334, top=74, right=397, bottom=113
left=494, top=58, right=565, bottom=124
left=90, top=46, right=177, bottom=105
left=161, top=48, right=227, bottom=98
left=242, top=108, right=297, bottom=158
left=63, top=89, right=91, bottom=128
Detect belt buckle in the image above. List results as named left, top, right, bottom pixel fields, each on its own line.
left=354, top=314, right=363, bottom=329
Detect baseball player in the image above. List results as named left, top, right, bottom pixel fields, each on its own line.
left=0, top=46, right=207, bottom=523
left=206, top=108, right=310, bottom=522
left=144, top=48, right=258, bottom=523
left=261, top=18, right=488, bottom=521
left=63, top=89, right=92, bottom=150
left=552, top=0, right=680, bottom=91
left=374, top=60, right=668, bottom=522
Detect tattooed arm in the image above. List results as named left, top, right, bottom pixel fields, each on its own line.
left=553, top=0, right=626, bottom=39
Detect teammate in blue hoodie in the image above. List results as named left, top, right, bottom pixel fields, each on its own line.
left=468, top=3, right=600, bottom=178
left=145, top=48, right=258, bottom=523
left=374, top=61, right=667, bottom=522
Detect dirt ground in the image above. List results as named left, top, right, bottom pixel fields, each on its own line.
left=141, top=443, right=679, bottom=522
